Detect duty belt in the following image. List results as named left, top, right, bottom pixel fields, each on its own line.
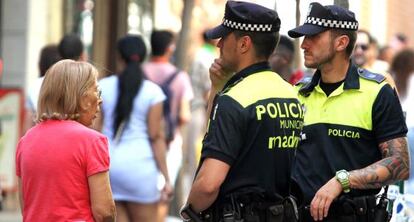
left=301, top=194, right=391, bottom=222
left=202, top=192, right=299, bottom=222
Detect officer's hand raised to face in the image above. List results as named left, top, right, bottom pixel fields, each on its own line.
left=209, top=58, right=233, bottom=92
left=310, top=177, right=342, bottom=221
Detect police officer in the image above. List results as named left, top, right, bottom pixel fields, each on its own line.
left=180, top=1, right=303, bottom=221
left=287, top=2, right=409, bottom=222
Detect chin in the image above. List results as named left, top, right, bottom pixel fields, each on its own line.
left=304, top=62, right=317, bottom=69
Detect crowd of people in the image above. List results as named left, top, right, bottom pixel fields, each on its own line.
left=9, top=0, right=414, bottom=222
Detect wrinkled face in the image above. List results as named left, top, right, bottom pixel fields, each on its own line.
left=301, top=30, right=336, bottom=69
left=78, top=80, right=102, bottom=127
left=352, top=32, right=370, bottom=66
left=217, top=32, right=239, bottom=73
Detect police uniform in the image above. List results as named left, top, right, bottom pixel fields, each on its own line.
left=288, top=2, right=408, bottom=221
left=201, top=63, right=303, bottom=221
left=295, top=64, right=407, bottom=220
left=190, top=1, right=303, bottom=221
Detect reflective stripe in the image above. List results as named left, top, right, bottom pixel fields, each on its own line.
left=298, top=78, right=387, bottom=130
left=225, top=71, right=298, bottom=108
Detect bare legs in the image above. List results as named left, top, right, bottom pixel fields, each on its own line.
left=115, top=201, right=158, bottom=222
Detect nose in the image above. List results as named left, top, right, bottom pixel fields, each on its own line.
left=354, top=46, right=364, bottom=54
left=301, top=37, right=309, bottom=50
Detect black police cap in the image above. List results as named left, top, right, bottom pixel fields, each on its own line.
left=288, top=2, right=358, bottom=38
left=206, top=1, right=281, bottom=39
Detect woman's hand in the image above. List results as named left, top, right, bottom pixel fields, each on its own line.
left=160, top=181, right=174, bottom=203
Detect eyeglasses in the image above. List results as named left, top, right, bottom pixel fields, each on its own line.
left=97, top=88, right=102, bottom=99
left=356, top=44, right=369, bottom=51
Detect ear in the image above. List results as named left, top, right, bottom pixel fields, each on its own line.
left=335, top=35, right=350, bottom=53
left=238, top=36, right=252, bottom=54
left=167, top=43, right=176, bottom=54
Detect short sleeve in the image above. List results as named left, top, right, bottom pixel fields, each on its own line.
left=86, top=136, right=110, bottom=177
left=201, top=95, right=246, bottom=165
left=147, top=81, right=166, bottom=106
left=372, top=84, right=408, bottom=142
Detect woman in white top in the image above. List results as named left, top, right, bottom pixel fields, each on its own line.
left=98, top=35, right=172, bottom=222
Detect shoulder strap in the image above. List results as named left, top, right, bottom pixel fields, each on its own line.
left=358, top=68, right=386, bottom=83
left=295, top=76, right=312, bottom=86
left=162, top=69, right=180, bottom=87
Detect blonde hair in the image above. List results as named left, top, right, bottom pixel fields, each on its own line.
left=36, top=59, right=98, bottom=122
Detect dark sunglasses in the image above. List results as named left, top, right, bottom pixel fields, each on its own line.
left=356, top=44, right=368, bottom=51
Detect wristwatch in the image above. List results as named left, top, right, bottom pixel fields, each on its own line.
left=336, top=169, right=351, bottom=193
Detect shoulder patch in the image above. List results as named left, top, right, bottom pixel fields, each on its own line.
left=295, top=76, right=312, bottom=86
left=358, top=68, right=385, bottom=83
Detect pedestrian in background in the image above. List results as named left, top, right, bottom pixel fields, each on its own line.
left=143, top=30, right=193, bottom=221
left=181, top=1, right=303, bottom=221
left=24, top=44, right=61, bottom=132
left=390, top=48, right=414, bottom=190
left=390, top=48, right=414, bottom=128
left=351, top=29, right=397, bottom=90
left=58, top=33, right=88, bottom=61
left=16, top=60, right=115, bottom=222
left=26, top=44, right=61, bottom=112
left=24, top=33, right=87, bottom=132
left=98, top=35, right=172, bottom=222
left=288, top=2, right=409, bottom=221
left=269, top=35, right=305, bottom=85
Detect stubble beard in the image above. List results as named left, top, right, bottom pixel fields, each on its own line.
left=220, top=54, right=237, bottom=74
left=305, top=43, right=336, bottom=70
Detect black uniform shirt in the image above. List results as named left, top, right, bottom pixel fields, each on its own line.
left=200, top=62, right=304, bottom=201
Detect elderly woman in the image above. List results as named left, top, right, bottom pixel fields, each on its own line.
left=16, top=60, right=115, bottom=222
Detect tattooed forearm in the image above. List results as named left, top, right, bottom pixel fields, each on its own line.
left=349, top=137, right=410, bottom=189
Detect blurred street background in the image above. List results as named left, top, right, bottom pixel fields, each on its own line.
left=2, top=0, right=414, bottom=221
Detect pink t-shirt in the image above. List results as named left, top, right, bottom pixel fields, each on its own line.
left=143, top=62, right=194, bottom=138
left=16, top=120, right=110, bottom=222
left=143, top=62, right=194, bottom=119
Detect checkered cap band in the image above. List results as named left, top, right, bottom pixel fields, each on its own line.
left=305, top=17, right=358, bottom=30
left=222, top=19, right=273, bottom=32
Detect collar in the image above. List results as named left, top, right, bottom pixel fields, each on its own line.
left=299, top=61, right=360, bottom=96
left=222, top=62, right=271, bottom=92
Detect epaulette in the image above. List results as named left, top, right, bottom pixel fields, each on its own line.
left=357, top=68, right=385, bottom=83
left=295, top=76, right=312, bottom=86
